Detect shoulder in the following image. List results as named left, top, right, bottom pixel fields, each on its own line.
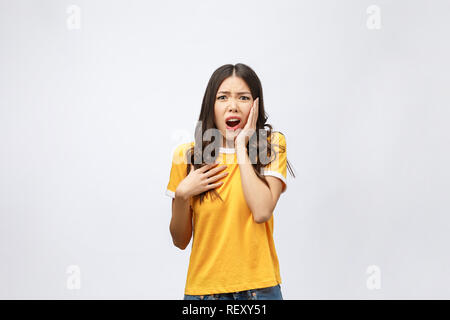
left=269, top=131, right=286, bottom=147
left=173, top=141, right=194, bottom=153
left=171, top=141, right=195, bottom=164
left=270, top=131, right=285, bottom=141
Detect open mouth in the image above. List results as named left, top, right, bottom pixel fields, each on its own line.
left=226, top=118, right=241, bottom=130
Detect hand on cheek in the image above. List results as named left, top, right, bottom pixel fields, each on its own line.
left=235, top=97, right=259, bottom=148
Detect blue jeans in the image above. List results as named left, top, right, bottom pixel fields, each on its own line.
left=183, top=284, right=283, bottom=300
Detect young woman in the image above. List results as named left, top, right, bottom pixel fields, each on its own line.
left=165, top=63, right=295, bottom=300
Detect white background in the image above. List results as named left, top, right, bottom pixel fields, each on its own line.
left=1, top=0, right=449, bottom=299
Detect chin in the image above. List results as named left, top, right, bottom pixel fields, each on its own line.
left=224, top=129, right=240, bottom=139
left=224, top=135, right=236, bottom=142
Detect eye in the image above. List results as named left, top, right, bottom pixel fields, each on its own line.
left=240, top=96, right=250, bottom=100
left=217, top=95, right=226, bottom=100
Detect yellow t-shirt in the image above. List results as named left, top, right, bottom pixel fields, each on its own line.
left=165, top=131, right=287, bottom=295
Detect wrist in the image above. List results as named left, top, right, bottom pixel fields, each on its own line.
left=235, top=140, right=247, bottom=151
left=175, top=188, right=190, bottom=201
left=235, top=143, right=249, bottom=165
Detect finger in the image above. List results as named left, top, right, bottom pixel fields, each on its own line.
left=253, top=98, right=258, bottom=127
left=245, top=105, right=254, bottom=130
left=205, top=167, right=228, bottom=182
left=251, top=103, right=256, bottom=128
left=204, top=165, right=227, bottom=177
left=206, top=181, right=224, bottom=190
left=205, top=173, right=227, bottom=185
left=201, top=162, right=219, bottom=172
left=255, top=98, right=259, bottom=122
left=250, top=105, right=256, bottom=129
left=199, top=162, right=220, bottom=173
left=244, top=100, right=255, bottom=128
left=205, top=168, right=228, bottom=181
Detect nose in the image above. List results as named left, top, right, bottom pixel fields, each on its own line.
left=227, top=99, right=238, bottom=112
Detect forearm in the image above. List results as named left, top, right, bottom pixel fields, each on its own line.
left=236, top=144, right=273, bottom=223
left=169, top=189, right=192, bottom=249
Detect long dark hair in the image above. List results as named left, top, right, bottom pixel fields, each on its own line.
left=186, top=63, right=295, bottom=204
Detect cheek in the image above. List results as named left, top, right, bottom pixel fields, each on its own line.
left=213, top=117, right=223, bottom=130
left=244, top=108, right=252, bottom=120
left=214, top=104, right=225, bottom=126
left=215, top=118, right=224, bottom=129
left=213, top=105, right=219, bottom=122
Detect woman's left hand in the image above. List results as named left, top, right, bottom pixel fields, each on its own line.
left=235, top=97, right=259, bottom=148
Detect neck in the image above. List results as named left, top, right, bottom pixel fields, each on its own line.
left=222, top=136, right=235, bottom=149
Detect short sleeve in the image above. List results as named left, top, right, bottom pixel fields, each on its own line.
left=261, top=132, right=287, bottom=193
left=165, top=142, right=191, bottom=199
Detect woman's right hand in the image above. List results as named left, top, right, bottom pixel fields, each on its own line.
left=175, top=163, right=228, bottom=200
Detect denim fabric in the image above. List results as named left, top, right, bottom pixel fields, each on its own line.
left=183, top=284, right=283, bottom=300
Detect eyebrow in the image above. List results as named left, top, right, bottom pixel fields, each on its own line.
left=217, top=91, right=251, bottom=95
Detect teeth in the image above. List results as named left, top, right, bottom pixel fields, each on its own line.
left=228, top=119, right=239, bottom=122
